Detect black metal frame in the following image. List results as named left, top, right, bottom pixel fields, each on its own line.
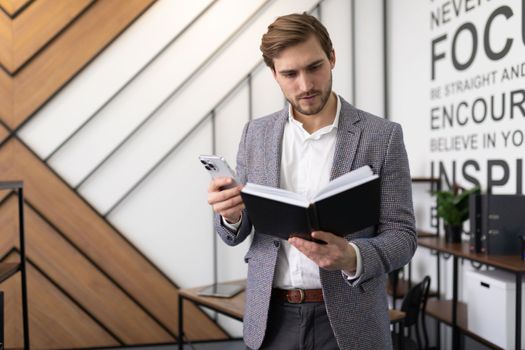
left=178, top=293, right=243, bottom=350
left=16, top=189, right=180, bottom=343
left=392, top=276, right=431, bottom=350
left=414, top=177, right=523, bottom=349
left=0, top=181, right=30, bottom=349
left=1, top=290, right=3, bottom=349
left=421, top=240, right=524, bottom=350
left=405, top=177, right=442, bottom=349
left=454, top=256, right=522, bottom=350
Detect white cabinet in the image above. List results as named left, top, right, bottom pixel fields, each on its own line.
left=465, top=269, right=525, bottom=349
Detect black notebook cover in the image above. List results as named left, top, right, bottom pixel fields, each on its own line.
left=241, top=177, right=380, bottom=241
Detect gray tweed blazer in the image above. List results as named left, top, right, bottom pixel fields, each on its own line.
left=215, top=97, right=416, bottom=350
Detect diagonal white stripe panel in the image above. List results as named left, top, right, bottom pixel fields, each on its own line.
left=46, top=0, right=268, bottom=187
left=109, top=82, right=252, bottom=289
left=78, top=0, right=320, bottom=214
left=18, top=0, right=213, bottom=158
left=109, top=118, right=215, bottom=289
left=251, top=63, right=285, bottom=118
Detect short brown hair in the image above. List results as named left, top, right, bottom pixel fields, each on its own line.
left=260, top=13, right=333, bottom=70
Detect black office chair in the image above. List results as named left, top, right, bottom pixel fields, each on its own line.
left=392, top=275, right=431, bottom=350
left=388, top=267, right=404, bottom=308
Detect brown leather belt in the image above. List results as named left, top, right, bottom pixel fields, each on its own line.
left=272, top=288, right=324, bottom=304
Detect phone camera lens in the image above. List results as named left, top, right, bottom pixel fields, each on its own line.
left=205, top=165, right=211, bottom=170
left=210, top=164, right=217, bottom=171
left=200, top=160, right=207, bottom=165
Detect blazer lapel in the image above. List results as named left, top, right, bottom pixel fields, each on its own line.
left=264, top=107, right=287, bottom=188
left=330, top=98, right=362, bottom=181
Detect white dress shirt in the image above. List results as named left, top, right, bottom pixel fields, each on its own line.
left=224, top=94, right=362, bottom=289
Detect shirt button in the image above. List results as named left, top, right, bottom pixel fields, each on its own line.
left=273, top=240, right=280, bottom=248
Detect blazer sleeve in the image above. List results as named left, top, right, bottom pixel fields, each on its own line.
left=348, top=123, right=417, bottom=286
left=214, top=122, right=253, bottom=246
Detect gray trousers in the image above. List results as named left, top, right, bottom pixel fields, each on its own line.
left=252, top=299, right=340, bottom=350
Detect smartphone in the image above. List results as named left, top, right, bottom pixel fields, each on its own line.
left=199, top=155, right=239, bottom=189
left=197, top=283, right=244, bottom=298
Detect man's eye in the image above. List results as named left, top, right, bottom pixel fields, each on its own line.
left=309, top=65, right=321, bottom=71
left=283, top=73, right=296, bottom=78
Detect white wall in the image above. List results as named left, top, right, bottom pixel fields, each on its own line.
left=354, top=0, right=385, bottom=116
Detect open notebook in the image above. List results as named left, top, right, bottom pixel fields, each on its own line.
left=241, top=166, right=380, bottom=240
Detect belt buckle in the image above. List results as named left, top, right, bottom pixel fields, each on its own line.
left=287, top=288, right=305, bottom=304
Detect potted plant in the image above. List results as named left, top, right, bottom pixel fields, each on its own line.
left=433, top=185, right=479, bottom=243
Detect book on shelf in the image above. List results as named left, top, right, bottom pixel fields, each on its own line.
left=469, top=193, right=483, bottom=253
left=480, top=194, right=525, bottom=255
left=240, top=165, right=380, bottom=241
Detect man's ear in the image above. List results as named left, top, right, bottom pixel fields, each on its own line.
left=271, top=67, right=277, bottom=79
left=330, top=49, right=336, bottom=69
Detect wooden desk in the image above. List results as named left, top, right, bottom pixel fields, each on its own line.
left=179, top=280, right=245, bottom=321
left=178, top=280, right=406, bottom=349
left=418, top=236, right=525, bottom=350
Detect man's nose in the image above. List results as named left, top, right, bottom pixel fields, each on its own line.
left=298, top=73, right=313, bottom=92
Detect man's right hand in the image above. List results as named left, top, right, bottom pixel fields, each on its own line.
left=207, top=177, right=245, bottom=224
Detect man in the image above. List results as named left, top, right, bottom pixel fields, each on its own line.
left=207, top=13, right=416, bottom=350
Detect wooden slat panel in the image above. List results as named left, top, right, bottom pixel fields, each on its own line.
left=1, top=253, right=119, bottom=349
left=0, top=0, right=31, bottom=17
left=0, top=121, right=9, bottom=144
left=0, top=63, right=12, bottom=122
left=0, top=12, right=11, bottom=124
left=0, top=1, right=230, bottom=344
left=0, top=269, right=23, bottom=348
left=10, top=0, right=95, bottom=73
left=0, top=141, right=14, bottom=206
left=0, top=138, right=227, bottom=341
left=0, top=192, right=18, bottom=251
left=0, top=189, right=13, bottom=203
left=8, top=0, right=156, bottom=129
left=0, top=11, right=11, bottom=70
left=0, top=262, right=19, bottom=282
left=0, top=195, right=174, bottom=343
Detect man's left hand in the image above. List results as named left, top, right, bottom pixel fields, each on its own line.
left=288, top=231, right=357, bottom=273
